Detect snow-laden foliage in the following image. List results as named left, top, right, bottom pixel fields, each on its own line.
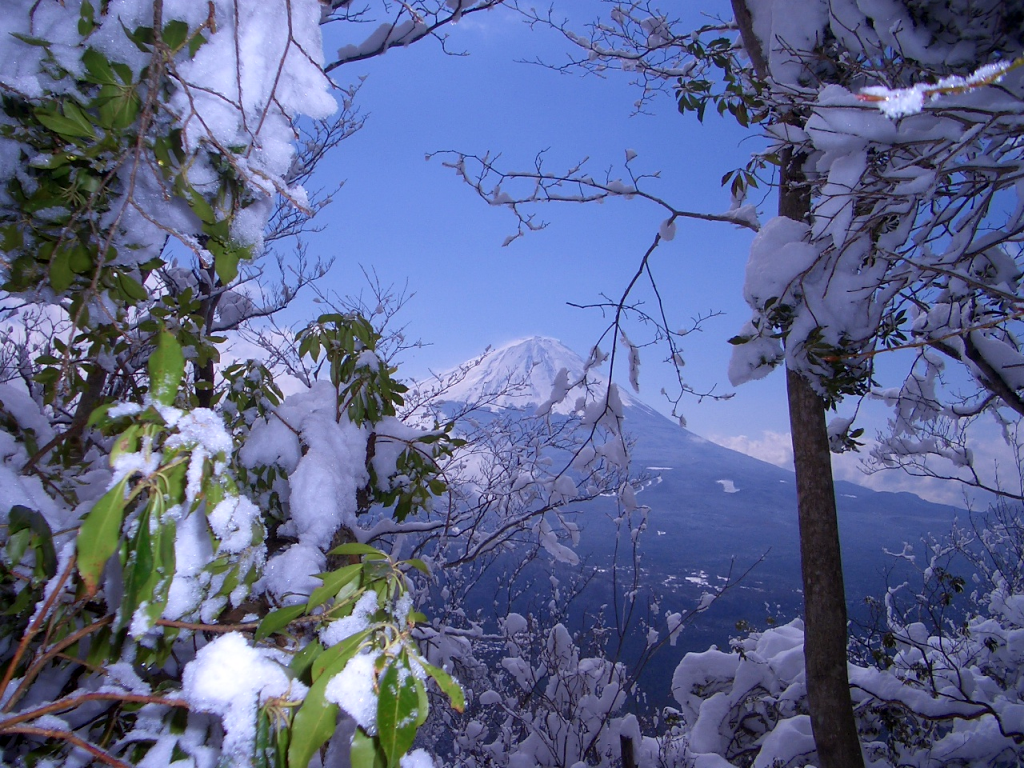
left=0, top=1, right=610, bottom=767
left=453, top=616, right=632, bottom=766
left=717, top=1, right=1024, bottom=500
left=664, top=504, right=1024, bottom=767
left=0, top=308, right=472, bottom=767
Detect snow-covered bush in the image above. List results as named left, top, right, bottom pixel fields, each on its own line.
left=668, top=505, right=1024, bottom=767
left=0, top=2, right=485, bottom=766
left=0, top=312, right=468, bottom=767
left=450, top=614, right=638, bottom=767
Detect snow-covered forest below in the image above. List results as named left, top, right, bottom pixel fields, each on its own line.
left=1, top=0, right=1024, bottom=767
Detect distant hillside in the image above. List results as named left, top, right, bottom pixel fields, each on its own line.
left=435, top=337, right=964, bottom=700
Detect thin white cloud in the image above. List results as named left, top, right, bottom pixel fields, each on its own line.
left=710, top=430, right=794, bottom=469
left=831, top=452, right=970, bottom=507
left=708, top=429, right=987, bottom=508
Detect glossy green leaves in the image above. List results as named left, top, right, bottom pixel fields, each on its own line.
left=7, top=506, right=57, bottom=580
left=149, top=331, right=185, bottom=406
left=76, top=477, right=128, bottom=596
left=375, top=657, right=421, bottom=766
left=295, top=315, right=460, bottom=522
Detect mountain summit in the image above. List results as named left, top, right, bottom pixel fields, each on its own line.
left=440, top=336, right=638, bottom=414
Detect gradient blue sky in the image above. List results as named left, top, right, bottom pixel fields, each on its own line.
left=300, top=3, right=980, bottom=504
left=311, top=6, right=779, bottom=424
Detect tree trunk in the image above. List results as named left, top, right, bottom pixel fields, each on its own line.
left=620, top=735, right=637, bottom=768
left=779, top=147, right=864, bottom=768
left=727, top=6, right=864, bottom=763
left=195, top=263, right=221, bottom=409
left=787, top=369, right=863, bottom=767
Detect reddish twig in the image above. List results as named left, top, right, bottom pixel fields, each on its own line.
left=0, top=691, right=188, bottom=731
left=156, top=617, right=261, bottom=633
left=0, top=553, right=76, bottom=712
left=0, top=725, right=131, bottom=768
left=5, top=614, right=115, bottom=712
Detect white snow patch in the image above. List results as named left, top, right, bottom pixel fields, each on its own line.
left=324, top=651, right=380, bottom=734
left=183, top=633, right=306, bottom=767
left=716, top=479, right=740, bottom=494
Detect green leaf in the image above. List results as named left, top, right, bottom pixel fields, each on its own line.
left=99, top=86, right=141, bottom=130
left=49, top=247, right=75, bottom=292
left=62, top=100, right=96, bottom=138
left=124, top=513, right=175, bottom=629
left=36, top=109, right=95, bottom=140
left=214, top=244, right=247, bottom=285
left=110, top=424, right=141, bottom=463
left=412, top=675, right=428, bottom=728
left=290, top=641, right=325, bottom=681
left=115, top=271, right=149, bottom=301
left=86, top=404, right=113, bottom=429
left=203, top=478, right=226, bottom=514
left=78, top=0, right=96, bottom=36
left=83, top=48, right=116, bottom=84
left=376, top=660, right=419, bottom=766
left=311, top=628, right=372, bottom=683
left=254, top=604, right=306, bottom=641
left=11, top=32, right=51, bottom=48
left=162, top=460, right=188, bottom=507
left=188, top=190, right=217, bottom=224
left=307, top=563, right=362, bottom=610
left=327, top=542, right=386, bottom=558
left=421, top=660, right=465, bottom=713
left=68, top=244, right=93, bottom=275
left=188, top=32, right=208, bottom=58
left=0, top=578, right=34, bottom=616
left=9, top=506, right=57, bottom=578
left=275, top=714, right=291, bottom=768
left=112, top=62, right=134, bottom=85
left=403, top=559, right=430, bottom=578
left=121, top=506, right=155, bottom=627
left=162, top=20, right=190, bottom=50
left=6, top=529, right=31, bottom=568
left=148, top=331, right=184, bottom=406
left=0, top=224, right=23, bottom=251
left=349, top=729, right=386, bottom=768
left=255, top=709, right=271, bottom=768
left=123, top=23, right=154, bottom=52
left=203, top=217, right=232, bottom=242
left=85, top=623, right=113, bottom=668
left=76, top=478, right=129, bottom=596
left=287, top=651, right=352, bottom=768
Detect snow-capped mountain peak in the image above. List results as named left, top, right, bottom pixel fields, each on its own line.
left=439, top=336, right=637, bottom=414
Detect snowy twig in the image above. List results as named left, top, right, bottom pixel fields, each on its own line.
left=859, top=57, right=1024, bottom=118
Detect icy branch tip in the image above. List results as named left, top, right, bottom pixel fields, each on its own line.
left=858, top=57, right=1019, bottom=119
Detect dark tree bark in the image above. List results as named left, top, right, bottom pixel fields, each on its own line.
left=786, top=367, right=864, bottom=768
left=730, top=3, right=866, bottom=765
left=195, top=263, right=221, bottom=409
left=620, top=735, right=637, bottom=768
left=777, top=89, right=866, bottom=768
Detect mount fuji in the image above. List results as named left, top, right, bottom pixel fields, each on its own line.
left=439, top=335, right=641, bottom=414
left=434, top=337, right=961, bottom=699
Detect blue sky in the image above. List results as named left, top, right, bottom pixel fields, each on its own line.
left=310, top=6, right=782, bottom=428
left=299, top=4, right=983, bottom=505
